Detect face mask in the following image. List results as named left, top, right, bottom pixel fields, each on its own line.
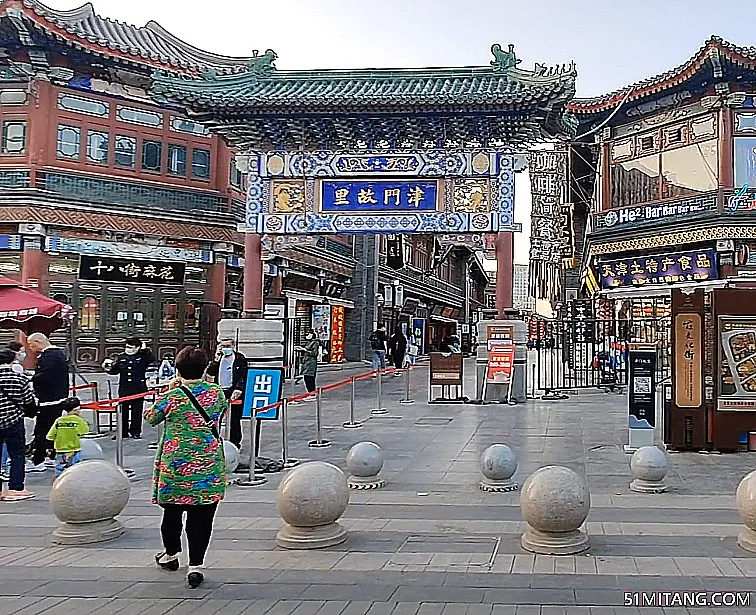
left=16, top=351, right=26, bottom=362
left=222, top=348, right=234, bottom=357
left=125, top=347, right=138, bottom=355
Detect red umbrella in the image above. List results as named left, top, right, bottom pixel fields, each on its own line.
left=0, top=276, right=74, bottom=335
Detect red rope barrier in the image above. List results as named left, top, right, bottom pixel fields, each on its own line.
left=69, top=382, right=96, bottom=392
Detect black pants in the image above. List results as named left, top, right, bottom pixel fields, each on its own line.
left=160, top=502, right=218, bottom=566
left=223, top=389, right=243, bottom=449
left=121, top=398, right=144, bottom=436
left=393, top=352, right=405, bottom=369
left=32, top=403, right=64, bottom=465
left=304, top=375, right=316, bottom=393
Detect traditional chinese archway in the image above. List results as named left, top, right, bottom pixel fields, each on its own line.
left=151, top=45, right=577, bottom=317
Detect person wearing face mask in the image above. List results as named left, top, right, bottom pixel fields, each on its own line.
left=8, top=342, right=26, bottom=375
left=205, top=339, right=248, bottom=449
left=295, top=330, right=320, bottom=394
left=102, top=337, right=155, bottom=440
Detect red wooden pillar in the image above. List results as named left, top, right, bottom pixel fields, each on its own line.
left=207, top=256, right=226, bottom=307
left=495, top=231, right=514, bottom=317
left=242, top=233, right=264, bottom=318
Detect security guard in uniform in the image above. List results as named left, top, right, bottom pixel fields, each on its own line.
left=103, top=337, right=155, bottom=439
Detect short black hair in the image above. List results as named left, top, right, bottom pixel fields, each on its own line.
left=0, top=348, right=15, bottom=365
left=7, top=341, right=22, bottom=352
left=175, top=346, right=209, bottom=380
left=125, top=337, right=142, bottom=348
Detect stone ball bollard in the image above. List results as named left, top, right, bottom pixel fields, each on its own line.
left=736, top=470, right=756, bottom=553
left=79, top=438, right=105, bottom=461
left=479, top=444, right=518, bottom=492
left=276, top=461, right=350, bottom=549
left=223, top=441, right=240, bottom=475
left=520, top=465, right=590, bottom=555
left=629, top=446, right=668, bottom=493
left=49, top=460, right=131, bottom=545
left=346, top=441, right=385, bottom=490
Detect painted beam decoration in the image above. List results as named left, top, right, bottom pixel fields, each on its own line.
left=245, top=150, right=515, bottom=235
left=599, top=249, right=718, bottom=289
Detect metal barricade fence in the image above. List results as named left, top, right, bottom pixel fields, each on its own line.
left=530, top=316, right=670, bottom=394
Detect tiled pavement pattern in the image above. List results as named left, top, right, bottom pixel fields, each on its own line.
left=1, top=362, right=756, bottom=614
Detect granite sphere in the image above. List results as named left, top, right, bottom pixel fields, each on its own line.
left=737, top=470, right=756, bottom=532
left=276, top=461, right=349, bottom=528
left=346, top=442, right=384, bottom=478
left=50, top=460, right=131, bottom=524
left=630, top=446, right=668, bottom=483
left=80, top=438, right=105, bottom=461
left=223, top=441, right=240, bottom=474
left=480, top=444, right=517, bottom=481
left=520, top=466, right=590, bottom=533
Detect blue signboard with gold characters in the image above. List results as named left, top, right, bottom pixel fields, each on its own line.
left=245, top=149, right=518, bottom=235
left=321, top=180, right=439, bottom=213
left=599, top=249, right=717, bottom=289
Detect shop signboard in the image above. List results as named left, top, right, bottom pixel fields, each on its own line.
left=412, top=318, right=426, bottom=355
left=429, top=352, right=463, bottom=386
left=78, top=255, right=185, bottom=285
left=330, top=305, right=345, bottom=363
left=242, top=367, right=284, bottom=420
left=311, top=305, right=331, bottom=342
left=486, top=345, right=515, bottom=385
left=486, top=324, right=514, bottom=350
left=674, top=313, right=702, bottom=408
left=595, top=199, right=712, bottom=229
left=599, top=249, right=717, bottom=289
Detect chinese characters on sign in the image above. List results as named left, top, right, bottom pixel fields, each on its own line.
left=330, top=306, right=345, bottom=363
left=628, top=350, right=656, bottom=429
left=486, top=324, right=514, bottom=350
left=78, top=255, right=186, bottom=285
left=486, top=346, right=514, bottom=385
left=675, top=314, right=702, bottom=408
left=242, top=368, right=284, bottom=420
left=599, top=249, right=717, bottom=289
left=320, top=180, right=438, bottom=212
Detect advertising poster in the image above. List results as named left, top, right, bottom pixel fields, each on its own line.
left=674, top=313, right=702, bottom=408
left=486, top=345, right=515, bottom=384
left=330, top=305, right=345, bottom=363
left=412, top=318, right=426, bottom=356
left=718, top=316, right=756, bottom=410
left=628, top=350, right=656, bottom=429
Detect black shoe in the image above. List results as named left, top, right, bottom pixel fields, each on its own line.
left=155, top=552, right=179, bottom=571
left=131, top=434, right=142, bottom=440
left=187, top=570, right=204, bottom=588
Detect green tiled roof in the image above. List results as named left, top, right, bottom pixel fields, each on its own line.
left=151, top=45, right=576, bottom=113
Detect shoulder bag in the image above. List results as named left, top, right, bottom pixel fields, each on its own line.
left=179, top=385, right=221, bottom=442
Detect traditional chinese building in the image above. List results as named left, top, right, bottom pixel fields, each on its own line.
left=570, top=37, right=756, bottom=451
left=0, top=0, right=505, bottom=369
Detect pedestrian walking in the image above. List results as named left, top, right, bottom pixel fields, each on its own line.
left=0, top=348, right=36, bottom=501
left=1, top=342, right=27, bottom=479
left=46, top=398, right=88, bottom=477
left=389, top=326, right=407, bottom=375
left=295, top=330, right=320, bottom=393
left=205, top=339, right=248, bottom=449
left=26, top=333, right=69, bottom=473
left=369, top=323, right=388, bottom=377
left=102, top=337, right=155, bottom=440
left=144, top=346, right=228, bottom=589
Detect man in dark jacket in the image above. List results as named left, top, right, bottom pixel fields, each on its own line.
left=102, top=337, right=155, bottom=439
left=26, top=333, right=69, bottom=471
left=205, top=338, right=248, bottom=449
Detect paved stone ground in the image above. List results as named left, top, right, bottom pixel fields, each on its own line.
left=2, top=361, right=756, bottom=614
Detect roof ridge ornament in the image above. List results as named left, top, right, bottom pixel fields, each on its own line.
left=247, top=49, right=277, bottom=76
left=490, top=43, right=521, bottom=72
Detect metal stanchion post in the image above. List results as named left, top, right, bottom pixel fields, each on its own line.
left=115, top=405, right=135, bottom=479
left=309, top=388, right=331, bottom=448
left=237, top=407, right=266, bottom=487
left=343, top=376, right=363, bottom=428
left=400, top=365, right=415, bottom=405
left=372, top=369, right=387, bottom=415
left=281, top=399, right=299, bottom=467
left=85, top=384, right=106, bottom=439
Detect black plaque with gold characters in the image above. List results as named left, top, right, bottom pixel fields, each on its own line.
left=78, top=255, right=185, bottom=285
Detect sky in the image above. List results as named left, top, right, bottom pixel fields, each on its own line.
left=39, top=0, right=754, bottom=266
left=41, top=0, right=756, bottom=97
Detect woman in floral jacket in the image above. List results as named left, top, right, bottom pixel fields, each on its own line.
left=144, top=346, right=228, bottom=589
